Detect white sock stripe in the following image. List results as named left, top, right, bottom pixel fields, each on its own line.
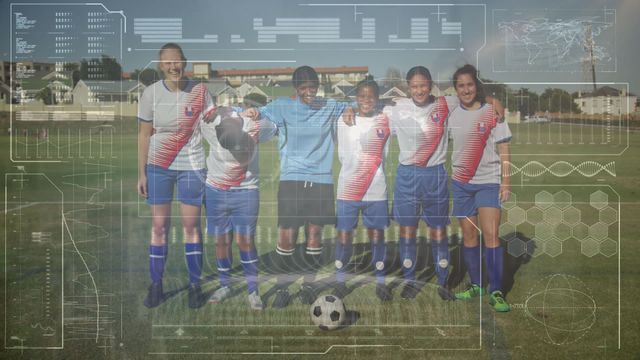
left=185, top=251, right=202, bottom=255
left=149, top=254, right=166, bottom=258
left=276, top=247, right=294, bottom=255
left=217, top=267, right=231, bottom=272
left=240, top=259, right=258, bottom=264
left=306, top=247, right=322, bottom=251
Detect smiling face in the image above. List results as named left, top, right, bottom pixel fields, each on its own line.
left=455, top=73, right=479, bottom=109
left=356, top=85, right=378, bottom=117
left=408, top=73, right=431, bottom=106
left=295, top=81, right=319, bottom=105
left=159, top=48, right=185, bottom=84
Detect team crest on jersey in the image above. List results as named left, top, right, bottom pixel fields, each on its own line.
left=478, top=122, right=486, bottom=134
left=430, top=112, right=440, bottom=123
left=376, top=128, right=386, bottom=138
left=185, top=105, right=194, bottom=117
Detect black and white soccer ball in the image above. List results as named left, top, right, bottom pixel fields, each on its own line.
left=310, top=294, right=346, bottom=330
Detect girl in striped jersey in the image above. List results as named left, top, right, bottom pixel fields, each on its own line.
left=137, top=43, right=216, bottom=308
left=448, top=64, right=512, bottom=312
left=334, top=79, right=392, bottom=301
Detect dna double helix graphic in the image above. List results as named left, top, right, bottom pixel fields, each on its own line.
left=505, top=161, right=615, bottom=177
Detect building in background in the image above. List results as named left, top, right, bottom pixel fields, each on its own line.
left=575, top=86, right=637, bottom=115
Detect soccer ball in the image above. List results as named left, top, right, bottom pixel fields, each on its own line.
left=310, top=294, right=346, bottom=330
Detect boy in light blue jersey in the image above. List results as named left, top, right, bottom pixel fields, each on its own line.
left=246, top=66, right=354, bottom=308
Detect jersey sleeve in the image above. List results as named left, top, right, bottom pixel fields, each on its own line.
left=257, top=118, right=278, bottom=143
left=443, top=96, right=460, bottom=112
left=382, top=105, right=397, bottom=135
left=336, top=115, right=348, bottom=164
left=200, top=115, right=221, bottom=144
left=258, top=98, right=284, bottom=127
left=494, top=121, right=512, bottom=144
left=137, top=86, right=154, bottom=122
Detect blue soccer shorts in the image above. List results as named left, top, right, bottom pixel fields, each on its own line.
left=146, top=164, right=205, bottom=207
left=205, top=185, right=259, bottom=236
left=392, top=163, right=450, bottom=229
left=336, top=199, right=389, bottom=231
left=451, top=180, right=501, bottom=218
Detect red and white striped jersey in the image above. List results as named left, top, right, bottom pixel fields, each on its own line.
left=448, top=103, right=512, bottom=184
left=383, top=96, right=458, bottom=168
left=337, top=112, right=390, bottom=201
left=202, top=113, right=277, bottom=190
left=138, top=80, right=215, bottom=170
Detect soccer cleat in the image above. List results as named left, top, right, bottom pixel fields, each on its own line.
left=299, top=283, right=317, bottom=305
left=400, top=282, right=420, bottom=299
left=437, top=286, right=456, bottom=301
left=247, top=291, right=264, bottom=310
left=272, top=287, right=291, bottom=309
left=144, top=281, right=164, bottom=308
left=375, top=283, right=392, bottom=302
left=209, top=286, right=231, bottom=304
left=333, top=282, right=349, bottom=298
left=188, top=283, right=203, bottom=309
left=489, top=291, right=511, bottom=312
left=455, top=284, right=485, bottom=301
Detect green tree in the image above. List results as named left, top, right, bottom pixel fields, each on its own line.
left=539, top=88, right=580, bottom=113
left=35, top=86, right=55, bottom=105
left=131, top=68, right=160, bottom=86
left=80, top=56, right=122, bottom=81
left=513, top=88, right=540, bottom=117
left=481, top=79, right=517, bottom=112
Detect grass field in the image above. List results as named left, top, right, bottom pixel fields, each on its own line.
left=1, top=112, right=639, bottom=359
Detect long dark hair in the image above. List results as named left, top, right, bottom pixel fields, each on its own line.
left=452, top=64, right=485, bottom=105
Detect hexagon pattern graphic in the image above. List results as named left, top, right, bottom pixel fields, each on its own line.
left=599, top=207, right=617, bottom=225
left=589, top=191, right=608, bottom=210
left=581, top=238, right=599, bottom=257
left=545, top=239, right=563, bottom=257
left=553, top=191, right=572, bottom=209
left=562, top=206, right=581, bottom=225
left=500, top=190, right=618, bottom=257
left=535, top=191, right=554, bottom=209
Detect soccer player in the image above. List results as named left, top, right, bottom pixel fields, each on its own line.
left=448, top=64, right=512, bottom=312
left=243, top=66, right=354, bottom=308
left=201, top=107, right=277, bottom=310
left=379, top=66, right=460, bottom=300
left=334, top=79, right=392, bottom=301
left=137, top=43, right=216, bottom=308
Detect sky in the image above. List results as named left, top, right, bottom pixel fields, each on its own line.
left=1, top=0, right=639, bottom=94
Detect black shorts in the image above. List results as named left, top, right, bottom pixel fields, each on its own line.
left=278, top=180, right=336, bottom=228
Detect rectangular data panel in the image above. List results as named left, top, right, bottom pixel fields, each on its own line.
left=4, top=174, right=64, bottom=349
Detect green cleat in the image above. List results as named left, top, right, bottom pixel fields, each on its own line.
left=489, top=291, right=511, bottom=312
left=455, top=284, right=485, bottom=300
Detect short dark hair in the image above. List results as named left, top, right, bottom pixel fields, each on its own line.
left=159, top=42, right=186, bottom=62
left=292, top=66, right=319, bottom=89
left=452, top=64, right=485, bottom=104
left=355, top=78, right=379, bottom=98
left=406, top=66, right=432, bottom=90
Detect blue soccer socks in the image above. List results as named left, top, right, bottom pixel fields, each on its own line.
left=240, top=249, right=259, bottom=294
left=485, top=246, right=504, bottom=294
left=149, top=245, right=168, bottom=284
left=334, top=241, right=353, bottom=283
left=399, top=237, right=417, bottom=281
left=463, top=245, right=482, bottom=286
left=431, top=237, right=450, bottom=286
left=371, top=240, right=386, bottom=285
left=185, top=243, right=203, bottom=284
